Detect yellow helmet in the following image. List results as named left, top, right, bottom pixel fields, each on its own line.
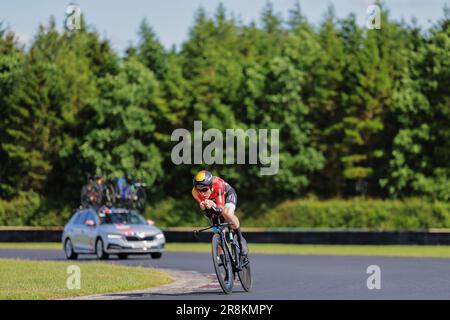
left=193, top=170, right=213, bottom=188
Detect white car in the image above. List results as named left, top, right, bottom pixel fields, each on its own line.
left=62, top=207, right=165, bottom=260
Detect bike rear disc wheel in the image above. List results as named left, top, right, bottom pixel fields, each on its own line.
left=233, top=235, right=252, bottom=292
left=212, top=233, right=233, bottom=294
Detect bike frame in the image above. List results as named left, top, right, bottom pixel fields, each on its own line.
left=195, top=222, right=242, bottom=272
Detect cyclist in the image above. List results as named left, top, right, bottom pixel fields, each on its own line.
left=192, top=170, right=248, bottom=257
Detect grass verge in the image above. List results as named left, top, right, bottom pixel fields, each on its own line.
left=1, top=242, right=450, bottom=258
left=0, top=258, right=172, bottom=299
left=0, top=242, right=62, bottom=250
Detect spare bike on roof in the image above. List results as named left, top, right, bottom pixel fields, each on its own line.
left=103, top=178, right=116, bottom=207
left=80, top=173, right=103, bottom=209
left=115, top=176, right=147, bottom=210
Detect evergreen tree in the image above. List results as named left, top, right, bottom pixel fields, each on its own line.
left=135, top=19, right=167, bottom=79
left=79, top=57, right=166, bottom=189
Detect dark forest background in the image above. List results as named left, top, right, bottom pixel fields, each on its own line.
left=0, top=2, right=449, bottom=227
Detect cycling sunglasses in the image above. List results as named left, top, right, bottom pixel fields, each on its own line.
left=197, top=187, right=211, bottom=193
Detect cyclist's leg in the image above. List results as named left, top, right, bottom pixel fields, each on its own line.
left=222, top=190, right=248, bottom=256
left=222, top=206, right=248, bottom=256
left=222, top=188, right=239, bottom=226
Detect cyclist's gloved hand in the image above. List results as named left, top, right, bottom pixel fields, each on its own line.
left=204, top=200, right=215, bottom=210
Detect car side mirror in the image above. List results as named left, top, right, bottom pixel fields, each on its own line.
left=85, top=219, right=96, bottom=227
left=147, top=219, right=155, bottom=225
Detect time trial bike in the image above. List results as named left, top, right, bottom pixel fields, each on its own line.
left=195, top=219, right=252, bottom=294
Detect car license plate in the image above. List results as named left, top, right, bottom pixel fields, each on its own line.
left=132, top=241, right=154, bottom=249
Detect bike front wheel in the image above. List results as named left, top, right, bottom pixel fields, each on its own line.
left=212, top=233, right=234, bottom=294
left=233, top=235, right=252, bottom=292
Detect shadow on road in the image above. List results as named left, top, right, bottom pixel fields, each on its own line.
left=101, top=290, right=228, bottom=299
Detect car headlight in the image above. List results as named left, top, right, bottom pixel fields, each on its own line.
left=155, top=233, right=165, bottom=240
left=107, top=234, right=123, bottom=239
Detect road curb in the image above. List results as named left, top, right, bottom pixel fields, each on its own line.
left=64, top=269, right=214, bottom=300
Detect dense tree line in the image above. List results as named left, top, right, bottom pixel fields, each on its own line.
left=0, top=3, right=449, bottom=221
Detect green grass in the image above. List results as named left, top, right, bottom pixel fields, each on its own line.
left=1, top=242, right=450, bottom=258
left=0, top=242, right=62, bottom=250
left=0, top=258, right=173, bottom=300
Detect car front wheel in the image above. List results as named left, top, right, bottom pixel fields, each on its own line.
left=95, top=238, right=109, bottom=260
left=64, top=239, right=78, bottom=260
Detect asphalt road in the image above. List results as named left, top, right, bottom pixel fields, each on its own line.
left=1, top=248, right=450, bottom=299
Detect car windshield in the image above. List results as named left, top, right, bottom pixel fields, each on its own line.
left=99, top=210, right=147, bottom=225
